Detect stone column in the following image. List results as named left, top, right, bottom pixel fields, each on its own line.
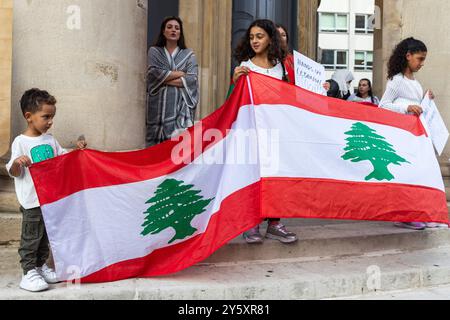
left=298, top=0, right=320, bottom=60
left=11, top=0, right=148, bottom=151
left=180, top=0, right=232, bottom=118
left=0, top=0, right=13, bottom=158
left=373, top=0, right=404, bottom=98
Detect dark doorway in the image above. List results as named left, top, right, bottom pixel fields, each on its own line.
left=231, top=0, right=298, bottom=71
left=147, top=0, right=179, bottom=50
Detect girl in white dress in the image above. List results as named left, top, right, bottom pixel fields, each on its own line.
left=379, top=37, right=446, bottom=230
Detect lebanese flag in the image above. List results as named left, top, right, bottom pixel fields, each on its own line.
left=30, top=72, right=448, bottom=283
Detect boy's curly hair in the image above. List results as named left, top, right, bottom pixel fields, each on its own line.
left=387, top=37, right=427, bottom=80
left=20, top=88, right=57, bottom=116
left=234, top=19, right=287, bottom=68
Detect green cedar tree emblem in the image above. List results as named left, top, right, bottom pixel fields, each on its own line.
left=141, top=179, right=215, bottom=244
left=341, top=122, right=410, bottom=181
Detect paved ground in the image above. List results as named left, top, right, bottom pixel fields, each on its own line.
left=339, top=284, right=450, bottom=300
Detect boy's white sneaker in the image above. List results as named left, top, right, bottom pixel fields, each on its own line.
left=36, top=264, right=59, bottom=284
left=20, top=269, right=49, bottom=292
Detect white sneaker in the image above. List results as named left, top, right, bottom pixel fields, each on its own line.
left=36, top=264, right=59, bottom=284
left=425, top=222, right=449, bottom=229
left=20, top=269, right=49, bottom=292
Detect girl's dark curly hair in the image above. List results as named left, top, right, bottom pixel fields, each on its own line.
left=153, top=16, right=187, bottom=49
left=234, top=19, right=287, bottom=69
left=387, top=37, right=427, bottom=80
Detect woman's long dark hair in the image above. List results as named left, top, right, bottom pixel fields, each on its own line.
left=276, top=23, right=292, bottom=54
left=387, top=37, right=427, bottom=80
left=234, top=19, right=287, bottom=78
left=357, top=78, right=375, bottom=104
left=153, top=16, right=187, bottom=49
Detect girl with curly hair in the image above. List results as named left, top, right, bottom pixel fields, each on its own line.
left=379, top=37, right=446, bottom=230
left=380, top=37, right=433, bottom=115
left=232, top=19, right=297, bottom=244
left=233, top=19, right=288, bottom=84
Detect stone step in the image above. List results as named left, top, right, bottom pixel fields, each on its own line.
left=439, top=158, right=450, bottom=175
left=442, top=166, right=450, bottom=178
left=2, top=214, right=450, bottom=299
left=0, top=213, right=21, bottom=245
left=0, top=173, right=18, bottom=213
left=0, top=192, right=19, bottom=213
left=1, top=246, right=450, bottom=299
left=336, top=284, right=450, bottom=300
left=0, top=174, right=14, bottom=193
left=2, top=215, right=450, bottom=258
left=0, top=159, right=8, bottom=177
left=205, top=220, right=450, bottom=264
left=441, top=175, right=450, bottom=201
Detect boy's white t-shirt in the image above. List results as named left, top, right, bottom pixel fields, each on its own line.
left=5, top=134, right=67, bottom=209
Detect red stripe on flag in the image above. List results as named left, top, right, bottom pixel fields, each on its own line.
left=261, top=177, right=448, bottom=224
left=31, top=76, right=252, bottom=206
left=248, top=72, right=427, bottom=137
left=77, top=177, right=448, bottom=283
left=79, top=182, right=261, bottom=283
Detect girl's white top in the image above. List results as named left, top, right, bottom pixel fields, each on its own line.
left=240, top=59, right=284, bottom=80
left=379, top=73, right=424, bottom=114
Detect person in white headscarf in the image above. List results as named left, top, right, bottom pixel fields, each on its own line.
left=331, top=70, right=355, bottom=100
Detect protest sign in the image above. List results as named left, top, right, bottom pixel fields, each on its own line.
left=294, top=50, right=326, bottom=95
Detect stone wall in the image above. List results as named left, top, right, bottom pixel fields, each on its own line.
left=0, top=0, right=13, bottom=157
left=10, top=0, right=148, bottom=152
left=3, top=0, right=321, bottom=154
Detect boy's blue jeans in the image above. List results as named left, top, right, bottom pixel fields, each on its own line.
left=18, top=206, right=50, bottom=275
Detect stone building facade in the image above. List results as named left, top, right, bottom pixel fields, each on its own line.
left=1, top=0, right=449, bottom=158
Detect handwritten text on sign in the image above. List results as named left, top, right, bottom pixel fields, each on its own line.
left=294, top=50, right=326, bottom=95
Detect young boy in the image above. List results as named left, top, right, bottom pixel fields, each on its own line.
left=6, top=88, right=87, bottom=292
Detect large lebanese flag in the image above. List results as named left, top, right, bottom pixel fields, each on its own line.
left=31, top=72, right=448, bottom=283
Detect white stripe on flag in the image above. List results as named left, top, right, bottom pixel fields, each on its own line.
left=256, top=104, right=443, bottom=191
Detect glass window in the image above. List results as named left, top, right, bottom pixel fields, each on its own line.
left=355, top=14, right=374, bottom=34
left=355, top=15, right=366, bottom=29
left=321, top=50, right=334, bottom=65
left=319, top=13, right=349, bottom=33
left=320, top=13, right=335, bottom=30
left=337, top=51, right=347, bottom=65
left=367, top=52, right=373, bottom=67
left=321, top=50, right=348, bottom=70
left=368, top=18, right=374, bottom=31
left=354, top=51, right=373, bottom=71
left=336, top=15, right=348, bottom=31
left=355, top=52, right=365, bottom=69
